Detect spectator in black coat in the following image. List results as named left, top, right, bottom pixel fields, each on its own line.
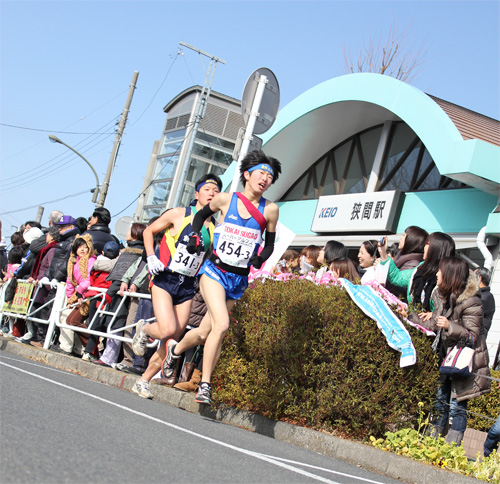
left=475, top=267, right=496, bottom=336
left=14, top=227, right=44, bottom=279
left=45, top=215, right=81, bottom=285
left=84, top=207, right=118, bottom=253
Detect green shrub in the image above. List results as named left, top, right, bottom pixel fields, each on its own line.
left=213, top=278, right=440, bottom=439
left=371, top=406, right=500, bottom=482
left=467, top=370, right=500, bottom=432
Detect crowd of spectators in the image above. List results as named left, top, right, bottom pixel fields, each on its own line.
left=0, top=213, right=498, bottom=455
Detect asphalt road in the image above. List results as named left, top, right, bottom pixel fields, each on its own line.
left=0, top=352, right=402, bottom=484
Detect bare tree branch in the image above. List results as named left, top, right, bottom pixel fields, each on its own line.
left=343, top=20, right=427, bottom=83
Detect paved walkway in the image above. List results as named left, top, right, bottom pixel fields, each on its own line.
left=0, top=337, right=479, bottom=484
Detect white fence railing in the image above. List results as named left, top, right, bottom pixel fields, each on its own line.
left=0, top=280, right=157, bottom=351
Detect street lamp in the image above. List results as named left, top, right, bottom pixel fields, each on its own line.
left=48, top=134, right=101, bottom=204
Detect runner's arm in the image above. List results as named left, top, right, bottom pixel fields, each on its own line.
left=249, top=231, right=276, bottom=269
left=187, top=193, right=228, bottom=254
left=143, top=207, right=182, bottom=257
left=250, top=202, right=279, bottom=269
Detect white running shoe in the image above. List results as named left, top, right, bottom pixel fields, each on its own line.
left=132, top=379, right=153, bottom=399
left=132, top=320, right=149, bottom=356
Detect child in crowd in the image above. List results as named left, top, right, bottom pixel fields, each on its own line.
left=299, top=245, right=322, bottom=274
left=329, top=257, right=360, bottom=283
left=52, top=234, right=96, bottom=356
left=81, top=240, right=120, bottom=361
left=274, top=249, right=300, bottom=275
left=2, top=246, right=23, bottom=282
left=1, top=247, right=24, bottom=334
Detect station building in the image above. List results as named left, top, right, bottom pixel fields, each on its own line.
left=135, top=86, right=245, bottom=222
left=140, top=73, right=500, bottom=365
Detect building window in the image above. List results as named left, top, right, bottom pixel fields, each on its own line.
left=281, top=125, right=381, bottom=201
left=159, top=128, right=186, bottom=156
left=154, top=155, right=177, bottom=179
left=145, top=180, right=172, bottom=206
left=280, top=122, right=468, bottom=201
left=377, top=122, right=468, bottom=191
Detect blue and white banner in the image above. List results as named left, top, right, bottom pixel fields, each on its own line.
left=340, top=279, right=416, bottom=368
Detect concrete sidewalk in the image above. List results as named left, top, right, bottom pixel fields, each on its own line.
left=1, top=337, right=479, bottom=484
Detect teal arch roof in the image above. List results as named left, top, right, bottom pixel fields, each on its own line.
left=257, top=73, right=499, bottom=200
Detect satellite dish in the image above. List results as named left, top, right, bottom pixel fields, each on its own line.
left=241, top=67, right=280, bottom=135
left=115, top=216, right=134, bottom=242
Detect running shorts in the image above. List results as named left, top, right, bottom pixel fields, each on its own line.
left=198, top=259, right=248, bottom=301
left=151, top=271, right=197, bottom=305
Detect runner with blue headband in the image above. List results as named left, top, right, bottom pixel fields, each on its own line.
left=247, top=163, right=274, bottom=177
left=162, top=150, right=282, bottom=405
left=130, top=174, right=222, bottom=399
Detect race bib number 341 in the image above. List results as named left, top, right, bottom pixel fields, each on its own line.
left=169, top=243, right=204, bottom=277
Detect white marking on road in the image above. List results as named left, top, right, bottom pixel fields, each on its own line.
left=259, top=454, right=386, bottom=484
left=1, top=360, right=388, bottom=484
left=0, top=354, right=111, bottom=386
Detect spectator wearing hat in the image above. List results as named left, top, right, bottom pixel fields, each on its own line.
left=44, top=215, right=80, bottom=285
left=14, top=226, right=44, bottom=279
left=11, top=226, right=44, bottom=342
left=34, top=216, right=81, bottom=344
left=84, top=207, right=118, bottom=253
left=27, top=226, right=62, bottom=346
left=17, top=212, right=65, bottom=269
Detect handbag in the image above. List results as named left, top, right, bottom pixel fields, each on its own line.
left=4, top=276, right=18, bottom=303
left=439, top=333, right=475, bottom=378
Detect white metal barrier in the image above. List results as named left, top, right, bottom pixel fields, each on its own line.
left=0, top=280, right=157, bottom=351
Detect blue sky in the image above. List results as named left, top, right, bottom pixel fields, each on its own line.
left=1, top=0, right=499, bottom=243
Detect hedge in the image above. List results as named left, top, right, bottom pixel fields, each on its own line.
left=467, top=370, right=500, bottom=432
left=213, top=277, right=440, bottom=439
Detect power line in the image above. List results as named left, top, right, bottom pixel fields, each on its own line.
left=0, top=123, right=116, bottom=135
left=131, top=50, right=181, bottom=126
left=2, top=88, right=128, bottom=163
left=1, top=117, right=119, bottom=185
left=0, top=138, right=115, bottom=194
left=0, top=189, right=91, bottom=216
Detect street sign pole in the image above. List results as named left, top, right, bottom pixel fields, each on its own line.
left=229, top=67, right=279, bottom=193
left=230, top=74, right=267, bottom=193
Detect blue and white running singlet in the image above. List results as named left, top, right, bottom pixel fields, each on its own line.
left=212, top=193, right=266, bottom=270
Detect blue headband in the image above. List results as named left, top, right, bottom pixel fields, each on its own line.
left=247, top=163, right=274, bottom=177
left=196, top=179, right=221, bottom=192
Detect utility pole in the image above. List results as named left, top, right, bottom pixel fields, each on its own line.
left=35, top=206, right=44, bottom=224
left=168, top=43, right=225, bottom=208
left=97, top=71, right=139, bottom=207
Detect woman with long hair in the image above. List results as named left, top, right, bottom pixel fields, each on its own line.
left=385, top=225, right=428, bottom=299
left=379, top=232, right=455, bottom=311
left=412, top=257, right=490, bottom=445
left=393, top=225, right=428, bottom=270
left=329, top=257, right=360, bottom=283
left=357, top=239, right=379, bottom=284
left=316, top=240, right=348, bottom=279
left=299, top=245, right=322, bottom=274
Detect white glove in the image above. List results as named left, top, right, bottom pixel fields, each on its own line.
left=50, top=278, right=59, bottom=289
left=38, top=277, right=50, bottom=287
left=147, top=255, right=165, bottom=276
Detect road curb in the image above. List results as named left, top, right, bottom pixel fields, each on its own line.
left=1, top=338, right=479, bottom=484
